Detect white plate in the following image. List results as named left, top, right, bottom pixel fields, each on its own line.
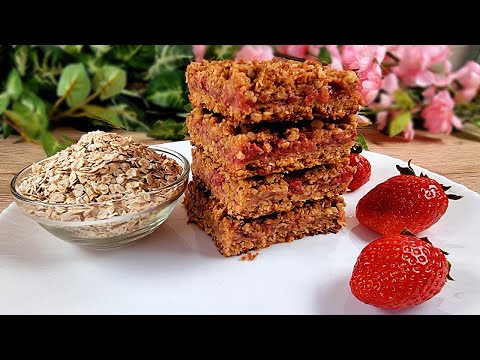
left=1, top=141, right=479, bottom=315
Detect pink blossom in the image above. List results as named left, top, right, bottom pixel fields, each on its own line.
left=341, top=45, right=386, bottom=72
left=403, top=121, right=415, bottom=141
left=422, top=86, right=437, bottom=104
left=308, top=45, right=343, bottom=69
left=357, top=63, right=382, bottom=105
left=391, top=45, right=451, bottom=87
left=193, top=45, right=207, bottom=61
left=235, top=45, right=274, bottom=61
left=454, top=60, right=480, bottom=102
left=325, top=45, right=343, bottom=70
left=381, top=73, right=399, bottom=95
left=376, top=111, right=388, bottom=131
left=421, top=90, right=463, bottom=134
left=276, top=45, right=310, bottom=58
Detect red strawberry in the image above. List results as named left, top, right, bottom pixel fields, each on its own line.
left=347, top=153, right=371, bottom=191
left=350, top=230, right=452, bottom=310
left=343, top=143, right=371, bottom=191
left=356, top=160, right=462, bottom=235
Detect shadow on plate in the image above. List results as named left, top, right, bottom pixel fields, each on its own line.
left=316, top=274, right=450, bottom=315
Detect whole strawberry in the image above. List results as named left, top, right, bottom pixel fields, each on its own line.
left=350, top=231, right=452, bottom=310
left=356, top=160, right=462, bottom=235
left=343, top=143, right=371, bottom=191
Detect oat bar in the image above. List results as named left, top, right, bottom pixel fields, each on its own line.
left=186, top=59, right=362, bottom=125
left=187, top=108, right=356, bottom=178
left=192, top=148, right=353, bottom=219
left=184, top=180, right=346, bottom=257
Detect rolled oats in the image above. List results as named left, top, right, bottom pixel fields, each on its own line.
left=16, top=131, right=185, bottom=239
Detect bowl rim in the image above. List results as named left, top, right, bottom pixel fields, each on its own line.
left=10, top=145, right=190, bottom=208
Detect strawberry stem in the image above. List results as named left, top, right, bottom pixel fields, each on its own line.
left=447, top=194, right=463, bottom=200
left=350, top=143, right=363, bottom=154
left=396, top=159, right=416, bottom=176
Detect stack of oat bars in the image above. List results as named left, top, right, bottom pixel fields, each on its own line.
left=184, top=59, right=362, bottom=257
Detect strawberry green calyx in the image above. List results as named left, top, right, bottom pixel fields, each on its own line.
left=396, top=159, right=463, bottom=201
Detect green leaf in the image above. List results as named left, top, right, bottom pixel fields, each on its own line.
left=19, top=90, right=48, bottom=128
left=90, top=45, right=112, bottom=57
left=106, top=45, right=155, bottom=70
left=111, top=103, right=150, bottom=132
left=6, top=68, right=23, bottom=100
left=183, top=103, right=193, bottom=112
left=57, top=63, right=91, bottom=107
left=4, top=102, right=46, bottom=140
left=204, top=45, right=240, bottom=60
left=389, top=111, right=411, bottom=137
left=41, top=132, right=72, bottom=157
left=14, top=45, right=30, bottom=76
left=145, top=45, right=193, bottom=79
left=93, top=66, right=127, bottom=100
left=148, top=118, right=188, bottom=140
left=393, top=89, right=415, bottom=111
left=318, top=47, right=332, bottom=65
left=473, top=118, right=480, bottom=127
left=145, top=70, right=187, bottom=109
left=81, top=104, right=126, bottom=129
left=63, top=45, right=84, bottom=55
left=0, top=93, right=10, bottom=114
left=3, top=123, right=12, bottom=139
left=355, top=133, right=369, bottom=151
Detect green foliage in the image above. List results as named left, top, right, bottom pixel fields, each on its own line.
left=148, top=118, right=188, bottom=140
left=93, top=65, right=126, bottom=100
left=6, top=69, right=22, bottom=100
left=0, top=45, right=236, bottom=156
left=318, top=47, right=332, bottom=65
left=393, top=89, right=415, bottom=111
left=204, top=45, right=241, bottom=60
left=146, top=45, right=193, bottom=79
left=355, top=133, right=369, bottom=151
left=57, top=63, right=91, bottom=107
left=145, top=70, right=188, bottom=109
left=389, top=111, right=411, bottom=137
left=0, top=93, right=9, bottom=114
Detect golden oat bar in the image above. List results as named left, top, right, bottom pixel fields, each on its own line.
left=184, top=180, right=346, bottom=257
left=186, top=59, right=362, bottom=126
left=187, top=108, right=356, bottom=178
left=191, top=148, right=353, bottom=219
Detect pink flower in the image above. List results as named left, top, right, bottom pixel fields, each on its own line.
left=325, top=45, right=343, bottom=70
left=276, top=45, right=310, bottom=58
left=421, top=90, right=463, bottom=134
left=357, top=63, right=382, bottom=105
left=235, top=45, right=274, bottom=61
left=193, top=45, right=207, bottom=61
left=391, top=45, right=451, bottom=87
left=381, top=73, right=399, bottom=95
left=341, top=45, right=386, bottom=72
left=403, top=121, right=415, bottom=141
left=454, top=60, right=480, bottom=102
left=422, top=86, right=437, bottom=104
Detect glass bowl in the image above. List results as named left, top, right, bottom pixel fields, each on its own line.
left=10, top=146, right=190, bottom=250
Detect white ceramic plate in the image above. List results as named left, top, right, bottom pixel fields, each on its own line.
left=1, top=141, right=479, bottom=315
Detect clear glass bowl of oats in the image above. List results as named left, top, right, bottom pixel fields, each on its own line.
left=10, top=132, right=190, bottom=250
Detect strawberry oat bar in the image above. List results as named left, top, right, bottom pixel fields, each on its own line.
left=191, top=148, right=353, bottom=219
left=184, top=180, right=346, bottom=257
left=187, top=108, right=357, bottom=178
left=186, top=59, right=362, bottom=125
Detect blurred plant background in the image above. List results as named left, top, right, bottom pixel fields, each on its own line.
left=1, top=45, right=479, bottom=155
